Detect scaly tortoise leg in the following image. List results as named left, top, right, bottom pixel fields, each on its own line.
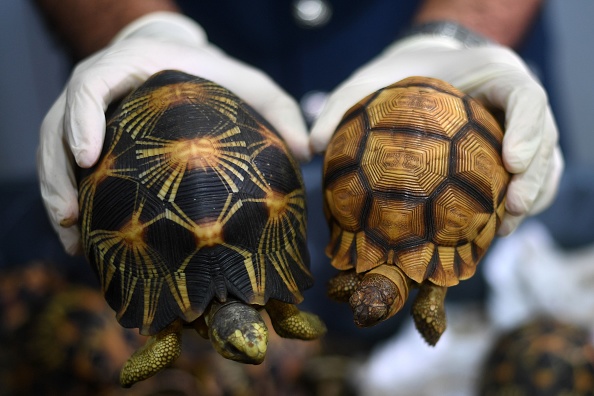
left=265, top=299, right=327, bottom=340
left=412, top=283, right=447, bottom=346
left=327, top=268, right=364, bottom=302
left=120, top=320, right=183, bottom=388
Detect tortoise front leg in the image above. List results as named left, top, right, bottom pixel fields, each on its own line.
left=265, top=299, right=327, bottom=340
left=327, top=268, right=364, bottom=302
left=119, top=320, right=183, bottom=388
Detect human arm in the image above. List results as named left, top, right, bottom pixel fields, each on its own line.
left=34, top=0, right=180, bottom=59
left=310, top=0, right=563, bottom=236
left=35, top=1, right=310, bottom=254
left=413, top=0, right=542, bottom=48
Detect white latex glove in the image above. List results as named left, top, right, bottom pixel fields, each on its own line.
left=38, top=12, right=310, bottom=255
left=310, top=33, right=564, bottom=236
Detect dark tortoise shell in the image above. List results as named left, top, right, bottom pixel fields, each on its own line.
left=479, top=317, right=594, bottom=395
left=78, top=70, right=312, bottom=336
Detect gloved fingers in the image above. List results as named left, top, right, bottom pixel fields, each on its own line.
left=307, top=48, right=438, bottom=153
left=37, top=94, right=82, bottom=254
left=111, top=11, right=209, bottom=47
left=251, top=90, right=310, bottom=162
left=308, top=89, right=353, bottom=154
left=497, top=212, right=525, bottom=237
left=65, top=54, right=150, bottom=168
left=498, top=115, right=554, bottom=237
left=462, top=68, right=548, bottom=176
left=501, top=83, right=549, bottom=175
left=58, top=225, right=83, bottom=256
left=309, top=81, right=382, bottom=153
left=65, top=35, right=312, bottom=167
left=503, top=106, right=557, bottom=216
left=527, top=144, right=564, bottom=215
left=503, top=143, right=548, bottom=217
left=310, top=48, right=534, bottom=154
left=55, top=224, right=83, bottom=256
left=459, top=66, right=559, bottom=217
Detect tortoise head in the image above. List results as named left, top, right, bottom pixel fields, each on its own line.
left=347, top=265, right=411, bottom=328
left=207, top=300, right=269, bottom=364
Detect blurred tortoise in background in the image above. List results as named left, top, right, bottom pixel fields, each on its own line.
left=77, top=70, right=326, bottom=387
left=0, top=261, right=143, bottom=395
left=323, top=76, right=510, bottom=345
left=479, top=317, right=594, bottom=395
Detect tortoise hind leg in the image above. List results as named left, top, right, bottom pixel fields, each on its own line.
left=265, top=299, right=327, bottom=340
left=119, top=320, right=183, bottom=388
left=412, top=283, right=447, bottom=346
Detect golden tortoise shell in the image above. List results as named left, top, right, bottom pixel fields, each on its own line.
left=323, top=76, right=510, bottom=287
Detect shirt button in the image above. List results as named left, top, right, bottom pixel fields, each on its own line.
left=292, top=0, right=332, bottom=28
left=300, top=90, right=328, bottom=124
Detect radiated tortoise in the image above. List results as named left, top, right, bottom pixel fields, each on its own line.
left=77, top=70, right=326, bottom=387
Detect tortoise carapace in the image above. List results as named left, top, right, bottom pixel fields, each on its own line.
left=78, top=70, right=326, bottom=387
left=323, top=76, right=510, bottom=345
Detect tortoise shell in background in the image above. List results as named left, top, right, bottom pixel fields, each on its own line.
left=479, top=318, right=594, bottom=395
left=323, top=76, right=509, bottom=286
left=78, top=70, right=312, bottom=337
left=0, top=261, right=143, bottom=395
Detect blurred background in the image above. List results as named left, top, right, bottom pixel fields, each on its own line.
left=1, top=1, right=594, bottom=395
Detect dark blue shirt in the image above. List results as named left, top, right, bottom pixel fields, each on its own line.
left=177, top=1, right=422, bottom=99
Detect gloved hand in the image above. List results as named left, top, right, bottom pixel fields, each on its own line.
left=38, top=12, right=310, bottom=255
left=310, top=29, right=564, bottom=236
